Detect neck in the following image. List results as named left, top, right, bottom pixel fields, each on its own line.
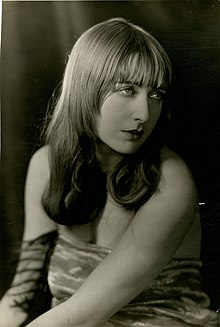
left=96, top=140, right=124, bottom=175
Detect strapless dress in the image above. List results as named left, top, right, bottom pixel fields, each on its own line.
left=48, top=234, right=218, bottom=326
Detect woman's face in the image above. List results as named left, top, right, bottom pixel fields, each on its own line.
left=96, top=82, right=165, bottom=156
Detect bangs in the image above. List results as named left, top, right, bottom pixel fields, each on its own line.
left=113, top=50, right=171, bottom=90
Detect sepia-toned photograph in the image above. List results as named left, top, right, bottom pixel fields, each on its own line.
left=1, top=1, right=220, bottom=326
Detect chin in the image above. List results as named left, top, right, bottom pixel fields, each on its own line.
left=113, top=145, right=143, bottom=155
left=97, top=138, right=145, bottom=156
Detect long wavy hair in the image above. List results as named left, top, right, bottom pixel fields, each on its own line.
left=42, top=18, right=172, bottom=225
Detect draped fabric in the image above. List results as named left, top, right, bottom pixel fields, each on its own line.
left=48, top=235, right=218, bottom=326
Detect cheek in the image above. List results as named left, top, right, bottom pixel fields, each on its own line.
left=100, top=110, right=117, bottom=124
left=96, top=108, right=117, bottom=138
left=99, top=98, right=124, bottom=125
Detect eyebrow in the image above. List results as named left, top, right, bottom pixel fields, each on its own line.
left=154, top=88, right=166, bottom=93
left=116, top=81, right=167, bottom=93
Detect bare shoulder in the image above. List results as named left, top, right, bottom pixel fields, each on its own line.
left=28, top=145, right=50, bottom=177
left=23, top=145, right=57, bottom=240
left=158, top=147, right=201, bottom=257
left=159, top=146, right=197, bottom=199
left=160, top=146, right=194, bottom=179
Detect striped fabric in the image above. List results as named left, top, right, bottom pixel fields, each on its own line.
left=6, top=232, right=57, bottom=326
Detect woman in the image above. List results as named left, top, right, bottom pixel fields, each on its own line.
left=0, top=18, right=218, bottom=327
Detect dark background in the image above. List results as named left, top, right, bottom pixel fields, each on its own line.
left=1, top=1, right=220, bottom=309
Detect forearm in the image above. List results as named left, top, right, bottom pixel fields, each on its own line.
left=0, top=232, right=57, bottom=327
left=25, top=300, right=95, bottom=327
left=26, top=302, right=115, bottom=327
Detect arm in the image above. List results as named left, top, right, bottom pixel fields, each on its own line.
left=23, top=146, right=57, bottom=241
left=26, top=148, right=198, bottom=327
left=0, top=147, right=57, bottom=327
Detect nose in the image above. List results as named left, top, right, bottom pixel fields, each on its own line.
left=133, top=93, right=150, bottom=123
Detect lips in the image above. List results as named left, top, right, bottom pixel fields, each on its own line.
left=124, top=129, right=144, bottom=139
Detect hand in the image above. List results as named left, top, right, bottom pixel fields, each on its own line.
left=0, top=296, right=27, bottom=327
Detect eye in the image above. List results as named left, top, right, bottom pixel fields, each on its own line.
left=149, top=90, right=165, bottom=102
left=118, top=86, right=136, bottom=96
